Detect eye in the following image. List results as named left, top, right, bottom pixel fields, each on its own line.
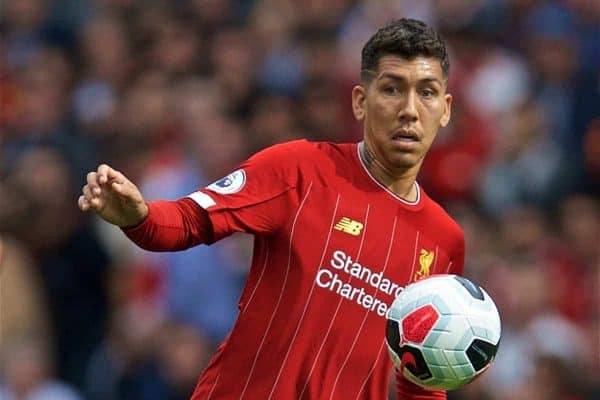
left=420, top=88, right=437, bottom=98
left=383, top=86, right=400, bottom=95
left=421, top=89, right=435, bottom=97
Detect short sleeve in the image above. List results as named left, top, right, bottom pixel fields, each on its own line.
left=185, top=141, right=307, bottom=241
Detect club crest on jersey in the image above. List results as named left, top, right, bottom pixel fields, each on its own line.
left=207, top=169, right=246, bottom=194
left=413, top=249, right=434, bottom=281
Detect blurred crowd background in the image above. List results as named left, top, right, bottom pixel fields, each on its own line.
left=0, top=0, right=598, bottom=399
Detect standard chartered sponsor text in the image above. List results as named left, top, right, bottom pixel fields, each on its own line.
left=315, top=250, right=404, bottom=316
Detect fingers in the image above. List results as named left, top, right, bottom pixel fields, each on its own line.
left=83, top=164, right=126, bottom=198
left=86, top=171, right=102, bottom=195
left=79, top=164, right=134, bottom=212
left=82, top=183, right=93, bottom=199
left=78, top=195, right=90, bottom=211
left=97, top=164, right=126, bottom=185
left=79, top=183, right=100, bottom=211
left=78, top=191, right=98, bottom=211
left=79, top=163, right=142, bottom=216
left=97, top=164, right=111, bottom=185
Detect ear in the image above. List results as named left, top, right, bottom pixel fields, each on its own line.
left=440, top=93, right=452, bottom=127
left=352, top=85, right=367, bottom=121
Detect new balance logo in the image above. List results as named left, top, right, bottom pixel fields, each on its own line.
left=334, top=217, right=364, bottom=236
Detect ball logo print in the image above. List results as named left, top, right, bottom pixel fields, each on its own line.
left=386, top=275, right=501, bottom=390
left=207, top=169, right=246, bottom=194
left=401, top=304, right=439, bottom=344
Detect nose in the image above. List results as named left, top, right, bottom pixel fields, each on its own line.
left=398, top=91, right=418, bottom=123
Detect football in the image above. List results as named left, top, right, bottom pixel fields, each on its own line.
left=386, top=274, right=501, bottom=390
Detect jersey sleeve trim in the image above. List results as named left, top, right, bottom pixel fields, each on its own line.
left=187, top=191, right=217, bottom=209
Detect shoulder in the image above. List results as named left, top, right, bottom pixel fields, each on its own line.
left=254, top=139, right=351, bottom=157
left=244, top=140, right=310, bottom=168
left=248, top=139, right=355, bottom=171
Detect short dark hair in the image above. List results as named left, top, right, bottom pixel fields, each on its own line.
left=361, top=18, right=449, bottom=82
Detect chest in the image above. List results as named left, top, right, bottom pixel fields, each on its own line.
left=290, top=186, right=454, bottom=299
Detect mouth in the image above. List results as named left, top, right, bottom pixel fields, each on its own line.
left=391, top=130, right=419, bottom=142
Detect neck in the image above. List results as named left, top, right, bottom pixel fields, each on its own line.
left=358, top=141, right=419, bottom=201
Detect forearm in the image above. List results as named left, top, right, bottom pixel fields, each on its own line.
left=123, top=198, right=214, bottom=251
left=396, top=372, right=446, bottom=400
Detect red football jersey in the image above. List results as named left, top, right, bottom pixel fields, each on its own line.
left=127, top=140, right=465, bottom=399
left=182, top=140, right=464, bottom=399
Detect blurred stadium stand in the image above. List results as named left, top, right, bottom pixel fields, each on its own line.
left=1, top=1, right=598, bottom=399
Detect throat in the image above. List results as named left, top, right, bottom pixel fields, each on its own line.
left=358, top=141, right=419, bottom=201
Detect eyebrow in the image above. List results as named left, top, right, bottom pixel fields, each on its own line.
left=378, top=72, right=443, bottom=86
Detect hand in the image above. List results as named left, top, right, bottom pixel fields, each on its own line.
left=78, top=164, right=148, bottom=228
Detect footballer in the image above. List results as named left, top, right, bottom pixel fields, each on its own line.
left=79, top=18, right=464, bottom=399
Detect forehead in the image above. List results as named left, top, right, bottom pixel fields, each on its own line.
left=373, top=55, right=444, bottom=81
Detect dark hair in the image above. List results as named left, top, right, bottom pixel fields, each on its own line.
left=361, top=18, right=449, bottom=82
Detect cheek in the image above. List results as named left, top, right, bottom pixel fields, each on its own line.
left=369, top=99, right=396, bottom=123
left=364, top=102, right=380, bottom=127
left=421, top=103, right=445, bottom=128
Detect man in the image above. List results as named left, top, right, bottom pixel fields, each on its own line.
left=79, top=18, right=464, bottom=399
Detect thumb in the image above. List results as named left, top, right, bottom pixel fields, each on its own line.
left=111, top=180, right=141, bottom=203
left=111, top=181, right=124, bottom=193
left=97, top=164, right=127, bottom=186
left=107, top=166, right=126, bottom=183
left=111, top=181, right=133, bottom=198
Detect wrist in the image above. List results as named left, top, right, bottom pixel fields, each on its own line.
left=139, top=202, right=149, bottom=221
left=121, top=202, right=149, bottom=229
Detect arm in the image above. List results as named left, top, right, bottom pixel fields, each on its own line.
left=123, top=199, right=214, bottom=251
left=396, top=371, right=446, bottom=399
left=78, top=164, right=213, bottom=251
left=79, top=144, right=303, bottom=250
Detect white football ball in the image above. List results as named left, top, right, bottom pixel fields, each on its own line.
left=386, top=274, right=501, bottom=390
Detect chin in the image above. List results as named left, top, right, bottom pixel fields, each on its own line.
left=388, top=155, right=421, bottom=170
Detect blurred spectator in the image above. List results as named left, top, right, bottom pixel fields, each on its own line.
left=522, top=3, right=589, bottom=197
left=2, top=48, right=95, bottom=181
left=251, top=3, right=305, bottom=96
left=85, top=308, right=211, bottom=400
left=337, top=0, right=435, bottom=81
left=0, top=338, right=83, bottom=400
left=480, top=256, right=558, bottom=395
left=0, top=237, right=50, bottom=346
left=507, top=355, right=586, bottom=400
left=479, top=100, right=562, bottom=215
left=154, top=322, right=212, bottom=398
left=0, top=148, right=111, bottom=389
left=246, top=93, right=301, bottom=154
left=2, top=0, right=50, bottom=68
left=297, top=78, right=347, bottom=142
left=420, top=100, right=493, bottom=203
left=84, top=304, right=164, bottom=400
left=71, top=12, right=129, bottom=145
left=544, top=194, right=599, bottom=325
left=209, top=27, right=259, bottom=117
